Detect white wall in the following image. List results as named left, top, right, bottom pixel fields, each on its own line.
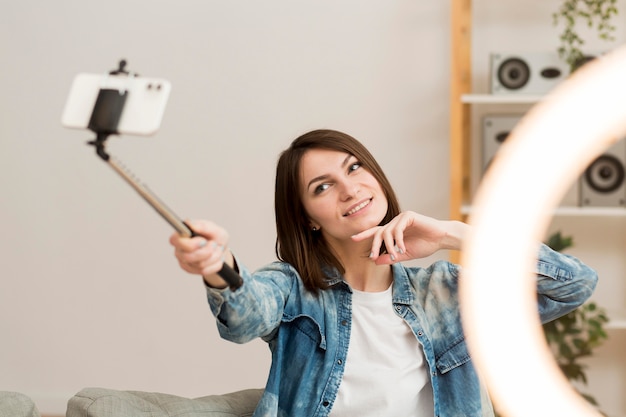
left=1, top=0, right=625, bottom=415
left=0, top=1, right=452, bottom=413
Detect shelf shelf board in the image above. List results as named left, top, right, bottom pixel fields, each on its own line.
left=461, top=94, right=544, bottom=104
left=606, top=311, right=626, bottom=329
left=461, top=205, right=626, bottom=217
left=607, top=319, right=626, bottom=330
left=554, top=206, right=626, bottom=216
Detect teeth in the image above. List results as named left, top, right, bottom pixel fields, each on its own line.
left=346, top=199, right=370, bottom=216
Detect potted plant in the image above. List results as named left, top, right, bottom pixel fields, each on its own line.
left=552, top=0, right=618, bottom=72
left=543, top=231, right=610, bottom=409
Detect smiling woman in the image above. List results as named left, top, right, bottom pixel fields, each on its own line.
left=73, top=129, right=599, bottom=417
left=274, top=130, right=400, bottom=290
left=155, top=128, right=598, bottom=417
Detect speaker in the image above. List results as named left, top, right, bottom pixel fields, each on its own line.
left=482, top=115, right=579, bottom=206
left=482, top=115, right=519, bottom=172
left=490, top=52, right=569, bottom=95
left=580, top=140, right=626, bottom=207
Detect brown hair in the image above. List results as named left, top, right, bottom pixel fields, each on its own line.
left=274, top=129, right=401, bottom=292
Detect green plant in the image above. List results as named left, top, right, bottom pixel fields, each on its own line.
left=543, top=231, right=609, bottom=408
left=552, top=0, right=618, bottom=72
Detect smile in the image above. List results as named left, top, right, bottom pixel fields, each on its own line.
left=344, top=198, right=372, bottom=216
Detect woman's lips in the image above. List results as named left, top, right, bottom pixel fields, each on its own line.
left=344, top=198, right=373, bottom=216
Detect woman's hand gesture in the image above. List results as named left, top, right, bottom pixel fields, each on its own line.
left=351, top=211, right=469, bottom=265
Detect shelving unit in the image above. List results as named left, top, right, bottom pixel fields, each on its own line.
left=449, top=6, right=626, bottom=221
left=448, top=5, right=626, bottom=221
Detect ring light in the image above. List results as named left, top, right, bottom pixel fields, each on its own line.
left=460, top=45, right=626, bottom=417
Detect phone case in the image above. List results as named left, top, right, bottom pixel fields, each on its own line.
left=61, top=73, right=171, bottom=136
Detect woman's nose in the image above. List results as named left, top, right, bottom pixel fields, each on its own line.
left=339, top=179, right=359, bottom=200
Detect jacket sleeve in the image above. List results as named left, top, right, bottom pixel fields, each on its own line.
left=535, top=243, right=598, bottom=323
left=204, top=261, right=297, bottom=344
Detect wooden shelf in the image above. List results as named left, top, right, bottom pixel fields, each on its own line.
left=606, top=310, right=626, bottom=329
left=461, top=205, right=626, bottom=217
left=553, top=206, right=626, bottom=216
left=461, top=93, right=544, bottom=104
left=607, top=319, right=626, bottom=330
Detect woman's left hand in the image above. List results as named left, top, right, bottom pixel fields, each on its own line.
left=351, top=211, right=469, bottom=264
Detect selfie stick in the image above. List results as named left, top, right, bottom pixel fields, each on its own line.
left=84, top=61, right=243, bottom=291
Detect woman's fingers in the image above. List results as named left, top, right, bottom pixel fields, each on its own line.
left=384, top=219, right=406, bottom=258
left=355, top=212, right=462, bottom=263
left=175, top=240, right=227, bottom=275
left=352, top=217, right=407, bottom=262
left=169, top=219, right=231, bottom=276
left=352, top=226, right=381, bottom=257
left=351, top=226, right=380, bottom=241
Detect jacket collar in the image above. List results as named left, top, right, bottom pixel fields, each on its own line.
left=324, top=262, right=415, bottom=305
left=391, top=263, right=415, bottom=306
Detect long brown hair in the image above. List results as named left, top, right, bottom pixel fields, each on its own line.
left=274, top=129, right=401, bottom=292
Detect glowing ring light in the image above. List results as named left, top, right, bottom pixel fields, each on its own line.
left=460, top=46, right=626, bottom=417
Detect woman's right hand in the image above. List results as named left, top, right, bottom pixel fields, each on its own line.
left=169, top=219, right=234, bottom=288
left=351, top=211, right=469, bottom=264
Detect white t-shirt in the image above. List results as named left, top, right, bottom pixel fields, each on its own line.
left=330, top=284, right=434, bottom=416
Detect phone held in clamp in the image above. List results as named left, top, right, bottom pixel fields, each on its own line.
left=62, top=60, right=243, bottom=291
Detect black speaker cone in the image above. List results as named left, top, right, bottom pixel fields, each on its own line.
left=584, top=154, right=625, bottom=193
left=497, top=58, right=531, bottom=90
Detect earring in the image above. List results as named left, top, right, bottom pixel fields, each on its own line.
left=311, top=226, right=319, bottom=232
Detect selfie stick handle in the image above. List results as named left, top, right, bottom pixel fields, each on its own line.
left=90, top=135, right=243, bottom=291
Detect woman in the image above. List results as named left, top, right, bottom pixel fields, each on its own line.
left=170, top=129, right=598, bottom=417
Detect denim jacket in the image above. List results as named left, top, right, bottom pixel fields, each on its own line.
left=205, top=244, right=597, bottom=417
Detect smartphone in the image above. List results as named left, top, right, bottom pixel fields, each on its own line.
left=61, top=73, right=171, bottom=136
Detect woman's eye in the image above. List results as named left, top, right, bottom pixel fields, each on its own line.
left=314, top=183, right=330, bottom=195
left=349, top=162, right=361, bottom=173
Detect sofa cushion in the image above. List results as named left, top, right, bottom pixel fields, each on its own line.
left=0, top=392, right=40, bottom=417
left=66, top=387, right=263, bottom=417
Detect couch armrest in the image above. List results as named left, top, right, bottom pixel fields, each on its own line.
left=66, top=387, right=263, bottom=417
left=0, top=392, right=40, bottom=417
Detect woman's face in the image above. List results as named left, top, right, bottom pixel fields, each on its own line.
left=299, top=148, right=388, bottom=243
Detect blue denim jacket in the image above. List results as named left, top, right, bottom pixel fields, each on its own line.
left=206, top=244, right=597, bottom=417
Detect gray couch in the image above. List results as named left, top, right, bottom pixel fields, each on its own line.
left=0, top=392, right=40, bottom=417
left=0, top=388, right=261, bottom=417
left=66, top=387, right=263, bottom=417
